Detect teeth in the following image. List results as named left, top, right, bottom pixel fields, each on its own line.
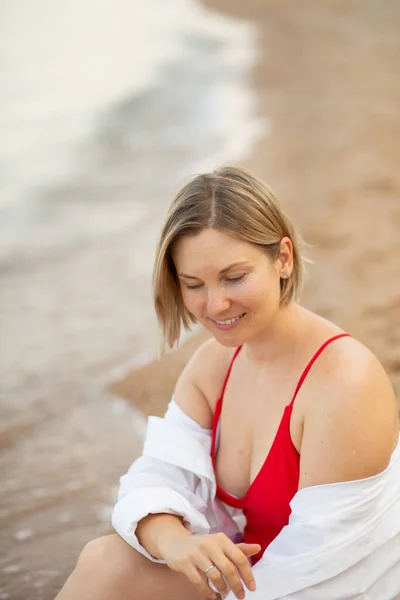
left=215, top=314, right=244, bottom=325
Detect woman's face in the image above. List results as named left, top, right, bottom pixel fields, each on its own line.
left=172, top=228, right=291, bottom=347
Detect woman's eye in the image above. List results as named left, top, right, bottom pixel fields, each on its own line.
left=184, top=274, right=246, bottom=290
left=226, top=274, right=246, bottom=283
left=185, top=283, right=203, bottom=290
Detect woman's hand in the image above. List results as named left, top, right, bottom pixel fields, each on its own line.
left=158, top=530, right=261, bottom=599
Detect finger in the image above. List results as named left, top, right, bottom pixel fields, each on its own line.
left=184, top=564, right=218, bottom=600
left=209, top=552, right=245, bottom=600
left=224, top=544, right=258, bottom=592
left=197, top=559, right=229, bottom=597
left=236, top=542, right=262, bottom=556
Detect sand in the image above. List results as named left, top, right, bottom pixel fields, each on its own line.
left=1, top=1, right=400, bottom=598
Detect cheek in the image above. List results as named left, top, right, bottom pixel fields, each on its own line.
left=237, top=278, right=279, bottom=311
left=237, top=280, right=267, bottom=305
left=181, top=289, right=204, bottom=314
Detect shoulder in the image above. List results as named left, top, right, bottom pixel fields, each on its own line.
left=305, top=336, right=396, bottom=411
left=299, top=336, right=399, bottom=489
left=174, top=339, right=236, bottom=429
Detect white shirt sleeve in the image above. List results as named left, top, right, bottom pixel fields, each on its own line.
left=111, top=399, right=213, bottom=563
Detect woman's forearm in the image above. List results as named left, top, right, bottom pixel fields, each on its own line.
left=136, top=513, right=191, bottom=559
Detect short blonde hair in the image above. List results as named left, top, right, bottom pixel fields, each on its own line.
left=153, top=166, right=306, bottom=352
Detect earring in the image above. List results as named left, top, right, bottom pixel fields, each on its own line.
left=282, top=273, right=289, bottom=279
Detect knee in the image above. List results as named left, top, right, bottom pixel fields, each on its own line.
left=76, top=534, right=136, bottom=581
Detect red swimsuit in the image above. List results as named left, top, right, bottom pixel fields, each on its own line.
left=211, top=333, right=350, bottom=565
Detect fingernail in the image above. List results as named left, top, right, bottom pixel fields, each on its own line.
left=238, top=594, right=245, bottom=600
left=249, top=581, right=256, bottom=591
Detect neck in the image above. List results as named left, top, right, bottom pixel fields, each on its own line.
left=243, top=303, right=309, bottom=366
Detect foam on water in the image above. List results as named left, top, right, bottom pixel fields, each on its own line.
left=14, top=529, right=34, bottom=542
left=2, top=565, right=21, bottom=574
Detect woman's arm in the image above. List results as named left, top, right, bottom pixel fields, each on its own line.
left=133, top=339, right=231, bottom=554
left=136, top=513, right=191, bottom=559
left=133, top=350, right=215, bottom=556
left=173, top=337, right=233, bottom=428
left=112, top=339, right=232, bottom=557
left=298, top=343, right=398, bottom=490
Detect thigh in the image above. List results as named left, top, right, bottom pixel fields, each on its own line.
left=56, top=534, right=213, bottom=600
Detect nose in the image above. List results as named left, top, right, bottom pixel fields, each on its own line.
left=206, top=287, right=231, bottom=318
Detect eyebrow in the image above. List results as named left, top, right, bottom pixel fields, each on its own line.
left=178, top=261, right=251, bottom=279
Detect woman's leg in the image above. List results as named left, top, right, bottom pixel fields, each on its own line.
left=55, top=534, right=213, bottom=600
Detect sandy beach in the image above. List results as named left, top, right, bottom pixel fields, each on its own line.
left=1, top=1, right=399, bottom=599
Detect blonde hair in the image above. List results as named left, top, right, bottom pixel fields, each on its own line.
left=153, top=165, right=306, bottom=352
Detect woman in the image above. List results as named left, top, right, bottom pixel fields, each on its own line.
left=56, top=167, right=400, bottom=600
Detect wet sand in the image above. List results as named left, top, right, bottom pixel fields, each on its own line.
left=1, top=1, right=400, bottom=598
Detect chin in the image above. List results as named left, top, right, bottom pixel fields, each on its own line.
left=213, top=335, right=240, bottom=348
left=210, top=326, right=248, bottom=348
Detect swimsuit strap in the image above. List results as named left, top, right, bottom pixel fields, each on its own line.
left=290, top=333, right=351, bottom=406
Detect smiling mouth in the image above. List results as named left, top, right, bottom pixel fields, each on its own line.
left=210, top=312, right=246, bottom=325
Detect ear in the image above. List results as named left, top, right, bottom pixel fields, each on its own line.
left=278, top=237, right=293, bottom=276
